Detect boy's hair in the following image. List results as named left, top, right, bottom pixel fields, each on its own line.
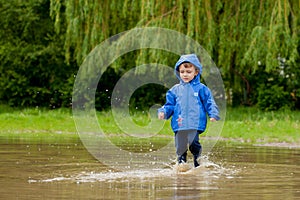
left=179, top=62, right=199, bottom=72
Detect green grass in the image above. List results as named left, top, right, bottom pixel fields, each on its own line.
left=221, top=107, right=300, bottom=143
left=0, top=104, right=299, bottom=144
left=0, top=106, right=75, bottom=133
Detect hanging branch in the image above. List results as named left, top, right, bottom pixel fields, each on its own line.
left=49, top=0, right=299, bottom=79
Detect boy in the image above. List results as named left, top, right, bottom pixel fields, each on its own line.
left=158, top=54, right=220, bottom=167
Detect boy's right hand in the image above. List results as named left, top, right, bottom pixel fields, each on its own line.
left=210, top=118, right=217, bottom=122
left=158, top=112, right=165, bottom=120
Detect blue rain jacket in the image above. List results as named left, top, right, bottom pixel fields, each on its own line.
left=158, top=54, right=220, bottom=132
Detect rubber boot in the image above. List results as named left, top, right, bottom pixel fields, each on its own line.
left=178, top=152, right=187, bottom=164
left=193, top=155, right=200, bottom=167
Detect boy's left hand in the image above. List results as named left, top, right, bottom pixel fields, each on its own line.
left=158, top=112, right=165, bottom=120
left=210, top=118, right=217, bottom=122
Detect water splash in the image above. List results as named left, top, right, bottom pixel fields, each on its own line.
left=28, top=156, right=237, bottom=184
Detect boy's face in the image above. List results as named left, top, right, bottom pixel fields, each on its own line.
left=178, top=63, right=198, bottom=83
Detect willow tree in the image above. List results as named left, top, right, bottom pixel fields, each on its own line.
left=50, top=0, right=300, bottom=106
left=206, top=0, right=299, bottom=105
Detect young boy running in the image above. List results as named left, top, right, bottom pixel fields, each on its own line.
left=158, top=54, right=220, bottom=167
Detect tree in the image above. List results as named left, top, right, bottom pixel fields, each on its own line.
left=0, top=0, right=75, bottom=107
left=50, top=0, right=299, bottom=109
left=1, top=0, right=298, bottom=109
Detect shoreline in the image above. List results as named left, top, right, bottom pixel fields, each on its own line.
left=204, top=136, right=300, bottom=148
left=1, top=131, right=299, bottom=148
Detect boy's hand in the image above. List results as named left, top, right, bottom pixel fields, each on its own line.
left=158, top=112, right=165, bottom=120
left=210, top=118, right=217, bottom=122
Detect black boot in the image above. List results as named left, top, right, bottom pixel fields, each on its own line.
left=178, top=152, right=187, bottom=164
left=193, top=155, right=200, bottom=167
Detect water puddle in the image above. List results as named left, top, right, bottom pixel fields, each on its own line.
left=1, top=139, right=300, bottom=199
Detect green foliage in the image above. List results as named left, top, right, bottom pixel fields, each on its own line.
left=242, top=0, right=299, bottom=73
left=49, top=0, right=300, bottom=111
left=129, top=83, right=167, bottom=111
left=0, top=0, right=299, bottom=110
left=249, top=54, right=300, bottom=110
left=0, top=0, right=77, bottom=108
left=95, top=67, right=121, bottom=111
left=257, top=84, right=291, bottom=111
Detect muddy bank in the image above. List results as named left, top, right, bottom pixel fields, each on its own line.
left=205, top=136, right=300, bottom=148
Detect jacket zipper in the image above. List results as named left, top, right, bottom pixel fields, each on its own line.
left=184, top=83, right=189, bottom=128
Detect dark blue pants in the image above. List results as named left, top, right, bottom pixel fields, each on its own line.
left=175, top=130, right=202, bottom=161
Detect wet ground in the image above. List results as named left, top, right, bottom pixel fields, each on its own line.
left=0, top=137, right=299, bottom=199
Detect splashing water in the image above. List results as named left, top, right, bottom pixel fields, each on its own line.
left=28, top=156, right=236, bottom=184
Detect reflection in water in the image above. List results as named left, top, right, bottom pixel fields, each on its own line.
left=1, top=139, right=299, bottom=200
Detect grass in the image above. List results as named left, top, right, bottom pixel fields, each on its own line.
left=221, top=107, right=300, bottom=143
left=0, top=106, right=75, bottom=133
left=0, top=104, right=299, bottom=144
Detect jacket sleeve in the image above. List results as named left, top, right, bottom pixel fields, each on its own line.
left=201, top=86, right=220, bottom=120
left=157, top=89, right=176, bottom=119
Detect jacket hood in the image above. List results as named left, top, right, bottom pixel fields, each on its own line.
left=174, top=54, right=202, bottom=83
